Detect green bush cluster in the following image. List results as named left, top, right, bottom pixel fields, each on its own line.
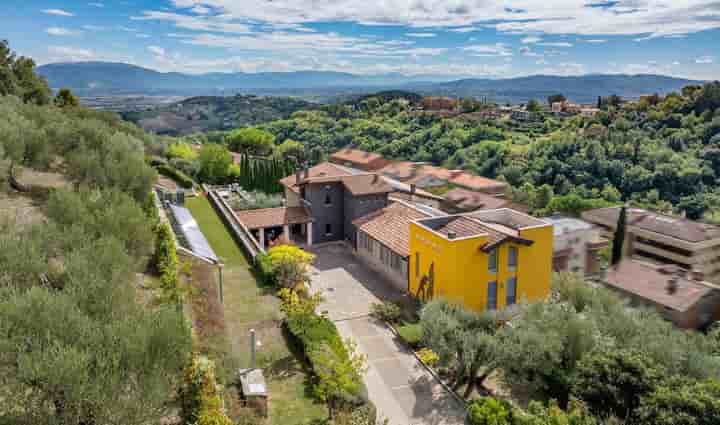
left=469, top=397, right=598, bottom=425
left=179, top=355, right=233, bottom=425
left=369, top=301, right=402, bottom=323
left=279, top=289, right=370, bottom=414
left=396, top=323, right=422, bottom=348
left=153, top=222, right=184, bottom=304
left=157, top=163, right=195, bottom=188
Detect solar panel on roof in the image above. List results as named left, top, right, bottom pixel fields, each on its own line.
left=168, top=204, right=218, bottom=262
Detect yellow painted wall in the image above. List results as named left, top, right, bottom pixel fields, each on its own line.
left=408, top=221, right=553, bottom=312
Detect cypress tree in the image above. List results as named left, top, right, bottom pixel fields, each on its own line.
left=611, top=205, right=627, bottom=265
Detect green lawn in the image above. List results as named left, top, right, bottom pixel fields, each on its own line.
left=185, top=195, right=327, bottom=425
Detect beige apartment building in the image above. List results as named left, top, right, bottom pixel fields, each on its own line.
left=582, top=207, right=720, bottom=284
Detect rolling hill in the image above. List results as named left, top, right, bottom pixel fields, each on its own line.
left=37, top=61, right=703, bottom=104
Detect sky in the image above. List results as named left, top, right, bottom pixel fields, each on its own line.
left=3, top=0, right=720, bottom=79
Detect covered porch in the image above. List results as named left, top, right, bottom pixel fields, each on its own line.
left=234, top=206, right=314, bottom=249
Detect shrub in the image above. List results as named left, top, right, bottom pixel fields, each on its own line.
left=157, top=163, right=195, bottom=188
left=514, top=399, right=597, bottom=425
left=279, top=288, right=367, bottom=413
left=416, top=348, right=439, bottom=367
left=637, top=378, right=720, bottom=425
left=179, top=355, right=233, bottom=425
left=468, top=397, right=513, bottom=425
left=369, top=301, right=402, bottom=323
left=153, top=222, right=186, bottom=304
left=397, top=323, right=423, bottom=348
left=258, top=245, right=315, bottom=288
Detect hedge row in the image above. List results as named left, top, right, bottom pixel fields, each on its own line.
left=157, top=163, right=195, bottom=188
left=280, top=290, right=373, bottom=414
left=179, top=355, right=233, bottom=425
left=154, top=222, right=183, bottom=304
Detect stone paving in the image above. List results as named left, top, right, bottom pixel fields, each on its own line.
left=309, top=243, right=467, bottom=425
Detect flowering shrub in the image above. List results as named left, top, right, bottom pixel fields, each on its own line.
left=179, top=355, right=233, bottom=425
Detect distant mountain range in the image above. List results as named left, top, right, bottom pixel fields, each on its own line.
left=37, top=61, right=703, bottom=104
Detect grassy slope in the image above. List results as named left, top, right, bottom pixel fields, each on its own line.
left=185, top=195, right=327, bottom=425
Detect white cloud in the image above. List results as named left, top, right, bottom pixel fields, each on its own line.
left=463, top=43, right=512, bottom=57
left=42, top=9, right=74, bottom=17
left=133, top=0, right=720, bottom=39
left=45, top=27, right=82, bottom=36
left=82, top=25, right=106, bottom=31
left=191, top=5, right=212, bottom=15
left=147, top=45, right=166, bottom=57
left=447, top=26, right=479, bottom=33
left=88, top=2, right=104, bottom=7
left=133, top=11, right=252, bottom=34
left=47, top=46, right=95, bottom=61
left=538, top=42, right=573, bottom=48
left=519, top=46, right=542, bottom=57
left=584, top=39, right=607, bottom=43
left=405, top=32, right=436, bottom=38
left=521, top=36, right=542, bottom=44
left=696, top=56, right=715, bottom=64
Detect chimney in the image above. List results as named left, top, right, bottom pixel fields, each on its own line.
left=666, top=278, right=678, bottom=295
left=303, top=164, right=310, bottom=180
left=410, top=183, right=416, bottom=201
left=448, top=231, right=456, bottom=240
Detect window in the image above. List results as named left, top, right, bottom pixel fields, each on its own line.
left=415, top=252, right=420, bottom=277
left=325, top=223, right=332, bottom=235
left=324, top=192, right=332, bottom=206
left=508, top=246, right=518, bottom=271
left=506, top=277, right=517, bottom=306
left=488, top=248, right=498, bottom=273
left=487, top=281, right=497, bottom=310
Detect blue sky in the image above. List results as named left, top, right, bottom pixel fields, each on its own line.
left=3, top=0, right=720, bottom=79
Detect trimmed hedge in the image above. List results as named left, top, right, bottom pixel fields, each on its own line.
left=153, top=222, right=184, bottom=304
left=280, top=289, right=370, bottom=411
left=157, top=164, right=195, bottom=188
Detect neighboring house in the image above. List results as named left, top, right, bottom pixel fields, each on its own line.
left=421, top=96, right=459, bottom=111
left=603, top=260, right=720, bottom=329
left=409, top=209, right=554, bottom=313
left=543, top=215, right=608, bottom=277
left=329, top=148, right=391, bottom=172
left=379, top=162, right=507, bottom=195
left=442, top=187, right=525, bottom=213
left=582, top=206, right=720, bottom=284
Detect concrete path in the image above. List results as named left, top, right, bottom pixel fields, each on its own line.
left=309, top=243, right=467, bottom=425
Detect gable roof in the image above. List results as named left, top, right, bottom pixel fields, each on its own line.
left=354, top=201, right=441, bottom=257
left=234, top=206, right=313, bottom=230
left=583, top=206, right=720, bottom=243
left=329, top=148, right=390, bottom=171
left=280, top=162, right=392, bottom=196
left=605, top=260, right=714, bottom=312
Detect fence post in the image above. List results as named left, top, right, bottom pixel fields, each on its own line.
left=218, top=263, right=224, bottom=304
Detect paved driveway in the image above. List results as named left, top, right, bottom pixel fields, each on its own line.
left=309, top=243, right=467, bottom=425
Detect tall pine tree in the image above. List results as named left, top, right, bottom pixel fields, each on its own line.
left=611, top=205, right=627, bottom=265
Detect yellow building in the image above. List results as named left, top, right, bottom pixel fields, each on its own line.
left=408, top=209, right=553, bottom=312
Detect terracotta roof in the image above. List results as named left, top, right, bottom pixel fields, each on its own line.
left=583, top=207, right=720, bottom=243
left=341, top=174, right=393, bottom=196
left=433, top=216, right=491, bottom=239
left=354, top=201, right=436, bottom=257
left=604, top=260, right=714, bottom=312
left=379, top=162, right=507, bottom=193
left=234, top=206, right=313, bottom=230
left=329, top=148, right=390, bottom=171
left=280, top=162, right=353, bottom=193
left=379, top=161, right=419, bottom=181
left=444, top=188, right=512, bottom=211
